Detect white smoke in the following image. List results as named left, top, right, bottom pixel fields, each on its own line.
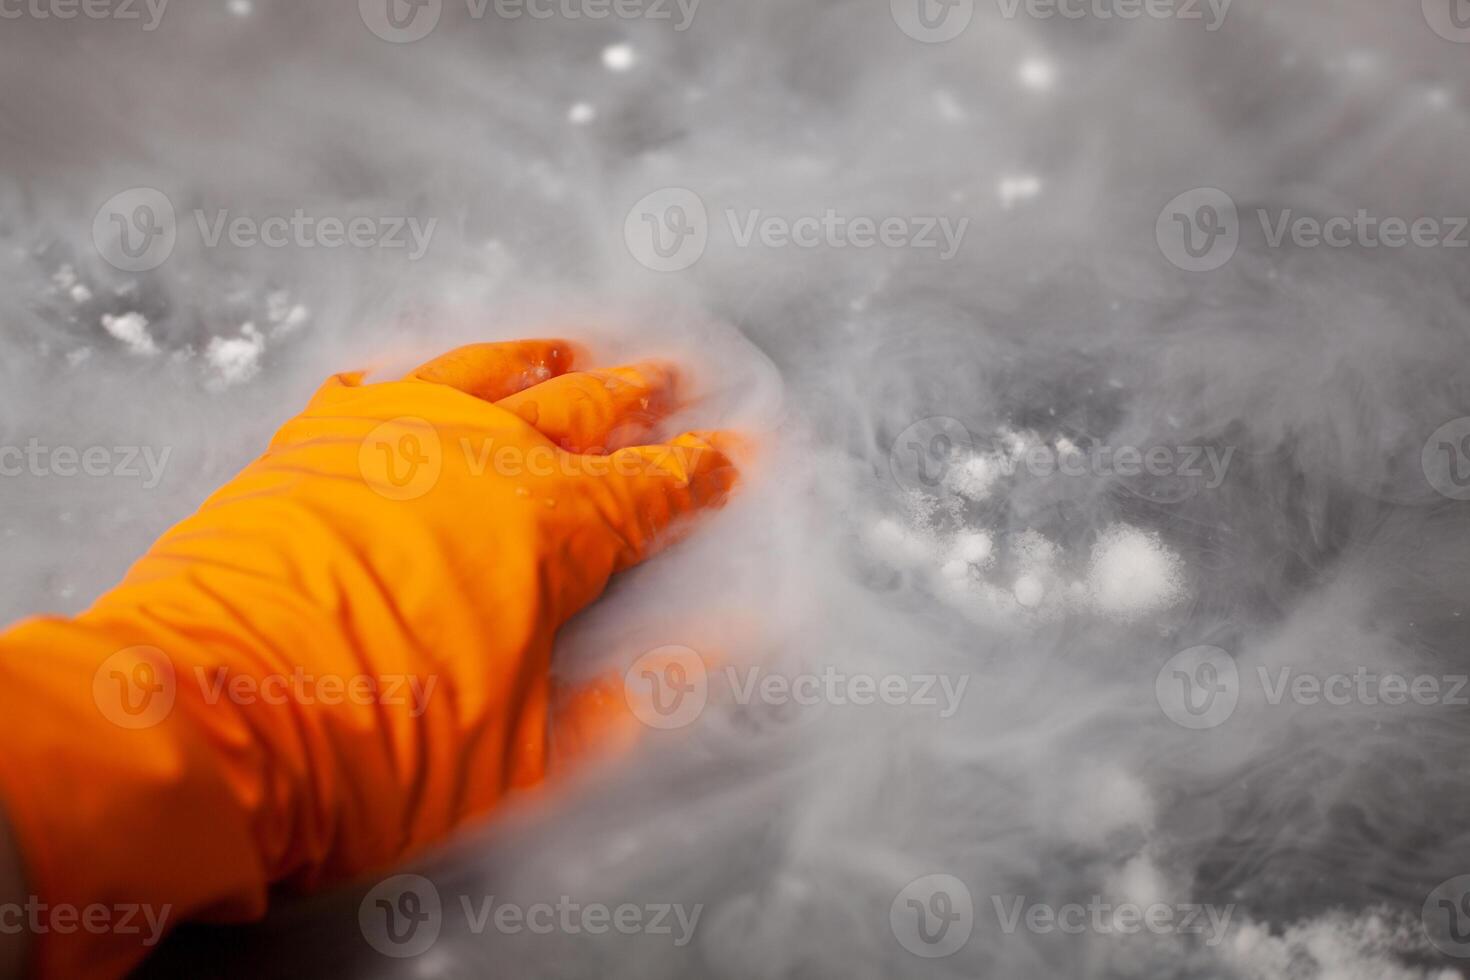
left=2, top=1, right=1469, bottom=977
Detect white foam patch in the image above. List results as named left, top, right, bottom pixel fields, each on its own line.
left=1011, top=528, right=1059, bottom=574
left=100, top=312, right=157, bottom=356
left=1012, top=573, right=1044, bottom=608
left=265, top=291, right=310, bottom=335
left=864, top=517, right=937, bottom=567
left=1086, top=524, right=1186, bottom=620
left=952, top=530, right=993, bottom=566
left=1225, top=911, right=1455, bottom=980
left=205, top=323, right=265, bottom=387
left=946, top=452, right=1005, bottom=500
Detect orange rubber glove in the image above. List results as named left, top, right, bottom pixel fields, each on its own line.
left=0, top=339, right=738, bottom=978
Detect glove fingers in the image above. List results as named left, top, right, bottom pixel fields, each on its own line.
left=598, top=430, right=740, bottom=568
left=495, top=361, right=679, bottom=453
left=405, top=339, right=577, bottom=401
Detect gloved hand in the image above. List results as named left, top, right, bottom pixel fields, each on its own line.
left=0, top=339, right=739, bottom=978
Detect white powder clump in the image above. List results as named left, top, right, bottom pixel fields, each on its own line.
left=101, top=312, right=158, bottom=356
left=1011, top=528, right=1058, bottom=573
left=1086, top=524, right=1186, bottom=619
left=864, top=517, right=936, bottom=566
left=265, top=291, right=310, bottom=335
left=205, top=324, right=266, bottom=387
left=1225, top=911, right=1451, bottom=980
left=945, top=453, right=1005, bottom=500
left=952, top=530, right=993, bottom=565
left=1012, top=573, right=1044, bottom=608
left=941, top=558, right=970, bottom=580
